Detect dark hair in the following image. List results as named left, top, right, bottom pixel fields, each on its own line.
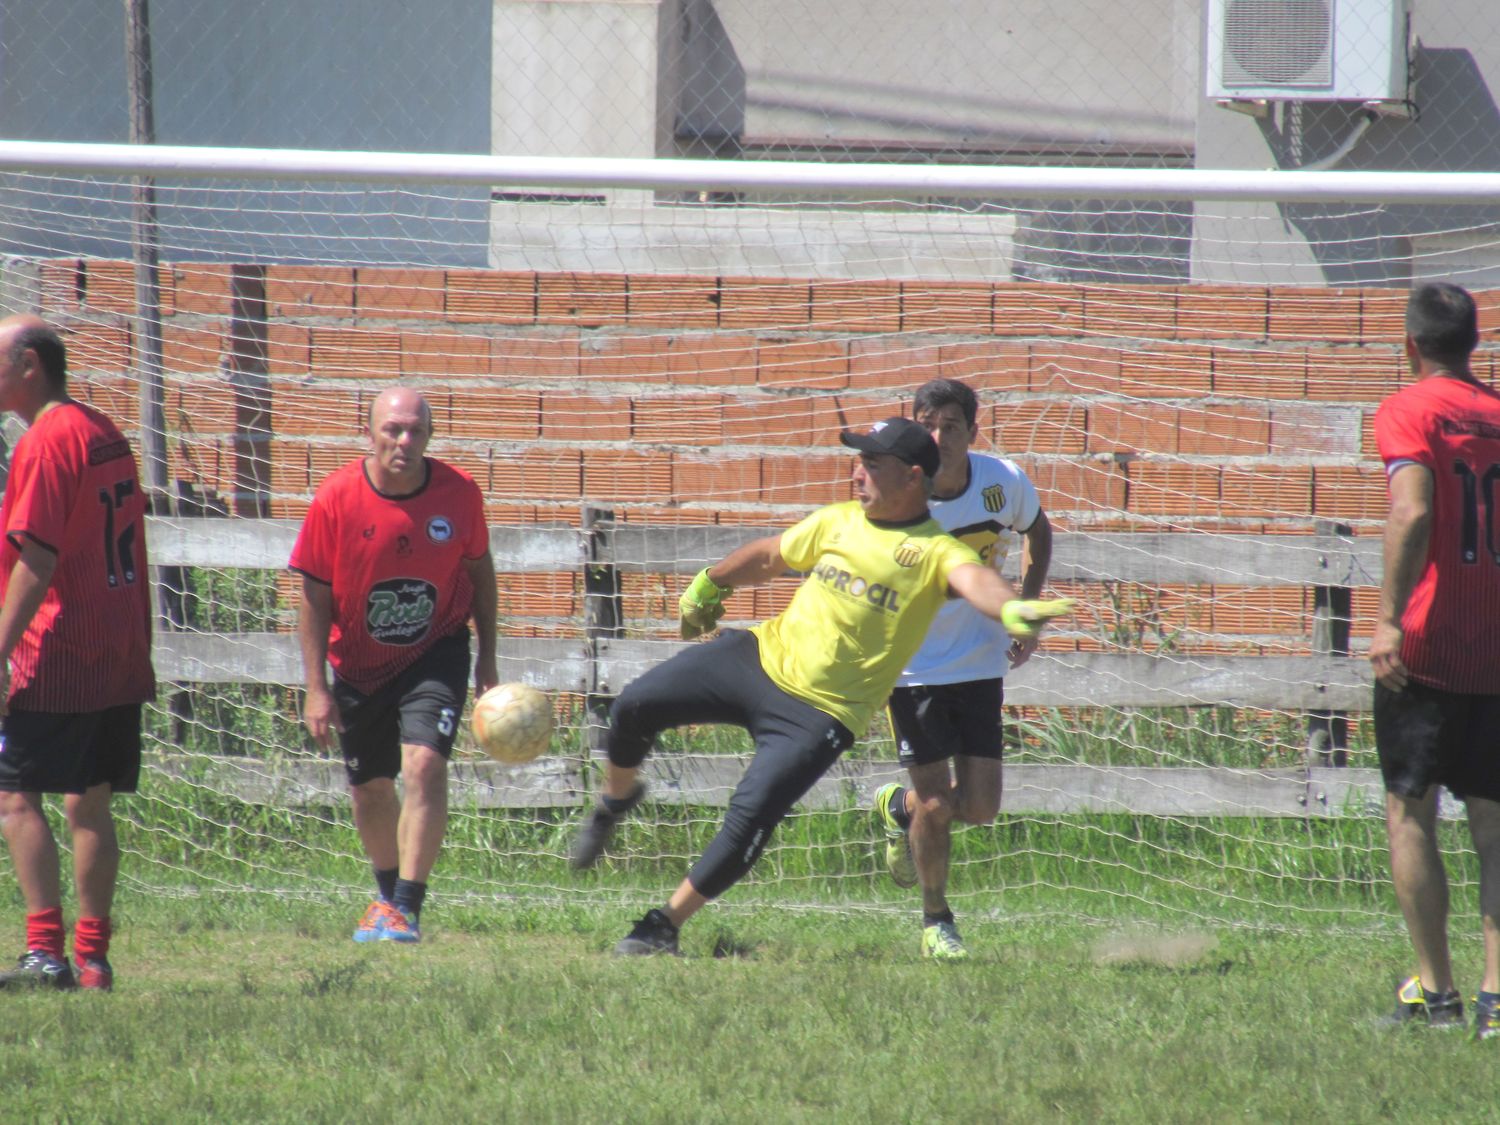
left=1406, top=282, right=1479, bottom=364
left=912, top=378, right=978, bottom=429
left=10, top=323, right=67, bottom=390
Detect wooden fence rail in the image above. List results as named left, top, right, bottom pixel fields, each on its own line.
left=146, top=516, right=1392, bottom=815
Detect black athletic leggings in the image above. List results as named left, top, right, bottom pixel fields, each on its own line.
left=607, top=629, right=854, bottom=899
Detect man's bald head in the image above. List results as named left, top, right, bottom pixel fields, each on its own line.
left=364, top=386, right=434, bottom=492
left=0, top=314, right=67, bottom=392
left=367, top=386, right=432, bottom=434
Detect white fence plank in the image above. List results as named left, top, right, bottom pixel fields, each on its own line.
left=147, top=753, right=1384, bottom=817
left=147, top=517, right=581, bottom=572
left=594, top=639, right=1373, bottom=710
left=603, top=526, right=1382, bottom=585
left=154, top=633, right=594, bottom=692
left=156, top=631, right=1377, bottom=711
left=146, top=518, right=1384, bottom=587
left=151, top=753, right=585, bottom=808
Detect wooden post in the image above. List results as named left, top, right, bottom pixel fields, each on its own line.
left=227, top=266, right=270, bottom=518
left=124, top=0, right=169, bottom=510
left=582, top=506, right=622, bottom=764
left=1306, top=519, right=1352, bottom=768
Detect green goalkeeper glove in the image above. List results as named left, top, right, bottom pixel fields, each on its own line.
left=1000, top=597, right=1075, bottom=639
left=679, top=568, right=733, bottom=640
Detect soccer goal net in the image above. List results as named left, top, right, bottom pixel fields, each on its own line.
left=1, top=142, right=1497, bottom=930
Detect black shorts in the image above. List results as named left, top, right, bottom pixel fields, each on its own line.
left=0, top=703, right=144, bottom=795
left=605, top=629, right=856, bottom=900
left=887, top=679, right=1005, bottom=769
left=1374, top=680, right=1500, bottom=802
left=333, top=630, right=470, bottom=786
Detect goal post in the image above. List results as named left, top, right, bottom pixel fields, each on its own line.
left=2, top=141, right=1496, bottom=928
left=4, top=138, right=1500, bottom=201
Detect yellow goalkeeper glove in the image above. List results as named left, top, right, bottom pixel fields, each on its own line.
left=679, top=567, right=733, bottom=639
left=1000, top=597, right=1075, bottom=639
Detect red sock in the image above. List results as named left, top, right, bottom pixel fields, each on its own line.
left=73, top=916, right=111, bottom=963
left=25, top=908, right=66, bottom=960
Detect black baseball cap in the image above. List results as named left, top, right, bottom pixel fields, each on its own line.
left=839, top=416, right=940, bottom=478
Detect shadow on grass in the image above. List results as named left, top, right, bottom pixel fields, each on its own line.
left=710, top=930, right=761, bottom=959
left=300, top=961, right=369, bottom=997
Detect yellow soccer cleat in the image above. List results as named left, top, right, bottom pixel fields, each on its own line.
left=921, top=920, right=970, bottom=962
left=872, top=782, right=917, bottom=889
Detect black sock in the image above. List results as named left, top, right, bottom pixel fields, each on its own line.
left=602, top=786, right=639, bottom=815
left=647, top=908, right=678, bottom=932
left=374, top=866, right=398, bottom=903
left=889, top=786, right=912, bottom=830
left=923, top=910, right=955, bottom=928
left=392, top=879, right=427, bottom=920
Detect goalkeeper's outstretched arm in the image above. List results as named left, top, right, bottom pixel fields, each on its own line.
left=946, top=562, right=1074, bottom=639
left=706, top=533, right=787, bottom=589
left=947, top=561, right=1020, bottom=617
left=679, top=533, right=789, bottom=639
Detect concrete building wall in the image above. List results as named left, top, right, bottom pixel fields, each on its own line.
left=490, top=0, right=1203, bottom=280
left=1192, top=0, right=1500, bottom=284
left=0, top=0, right=492, bottom=264
left=675, top=0, right=1198, bottom=159
left=493, top=1, right=661, bottom=162
left=0, top=0, right=1496, bottom=283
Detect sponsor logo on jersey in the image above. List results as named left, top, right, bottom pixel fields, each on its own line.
left=1440, top=416, right=1500, bottom=440
left=427, top=516, right=453, bottom=543
left=366, top=578, right=438, bottom=645
left=981, top=483, right=1006, bottom=513
left=810, top=561, right=903, bottom=612
left=87, top=437, right=132, bottom=466
left=893, top=538, right=925, bottom=568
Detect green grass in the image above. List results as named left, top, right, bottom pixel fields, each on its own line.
left=27, top=567, right=1467, bottom=1119
left=5, top=766, right=1486, bottom=1121
left=101, top=772, right=1438, bottom=931
left=2, top=897, right=1493, bottom=1123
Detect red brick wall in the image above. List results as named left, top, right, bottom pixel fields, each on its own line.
left=39, top=259, right=1500, bottom=642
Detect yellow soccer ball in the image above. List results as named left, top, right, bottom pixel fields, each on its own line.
left=471, top=682, right=554, bottom=764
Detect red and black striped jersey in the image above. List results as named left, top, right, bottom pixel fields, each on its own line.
left=0, top=401, right=155, bottom=711
left=1375, top=375, right=1500, bottom=693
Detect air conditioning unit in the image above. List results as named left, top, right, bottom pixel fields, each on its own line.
left=1205, top=0, right=1410, bottom=103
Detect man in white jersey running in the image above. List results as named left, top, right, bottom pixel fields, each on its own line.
left=872, top=378, right=1053, bottom=960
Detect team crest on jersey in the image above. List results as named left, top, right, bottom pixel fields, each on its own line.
left=893, top=538, right=925, bottom=567
left=981, top=484, right=1006, bottom=514
left=427, top=516, right=453, bottom=543
left=366, top=578, right=437, bottom=645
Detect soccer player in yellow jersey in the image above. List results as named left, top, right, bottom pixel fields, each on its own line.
left=568, top=418, right=1072, bottom=955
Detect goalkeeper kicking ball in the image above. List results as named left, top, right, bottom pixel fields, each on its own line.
left=471, top=683, right=554, bottom=764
